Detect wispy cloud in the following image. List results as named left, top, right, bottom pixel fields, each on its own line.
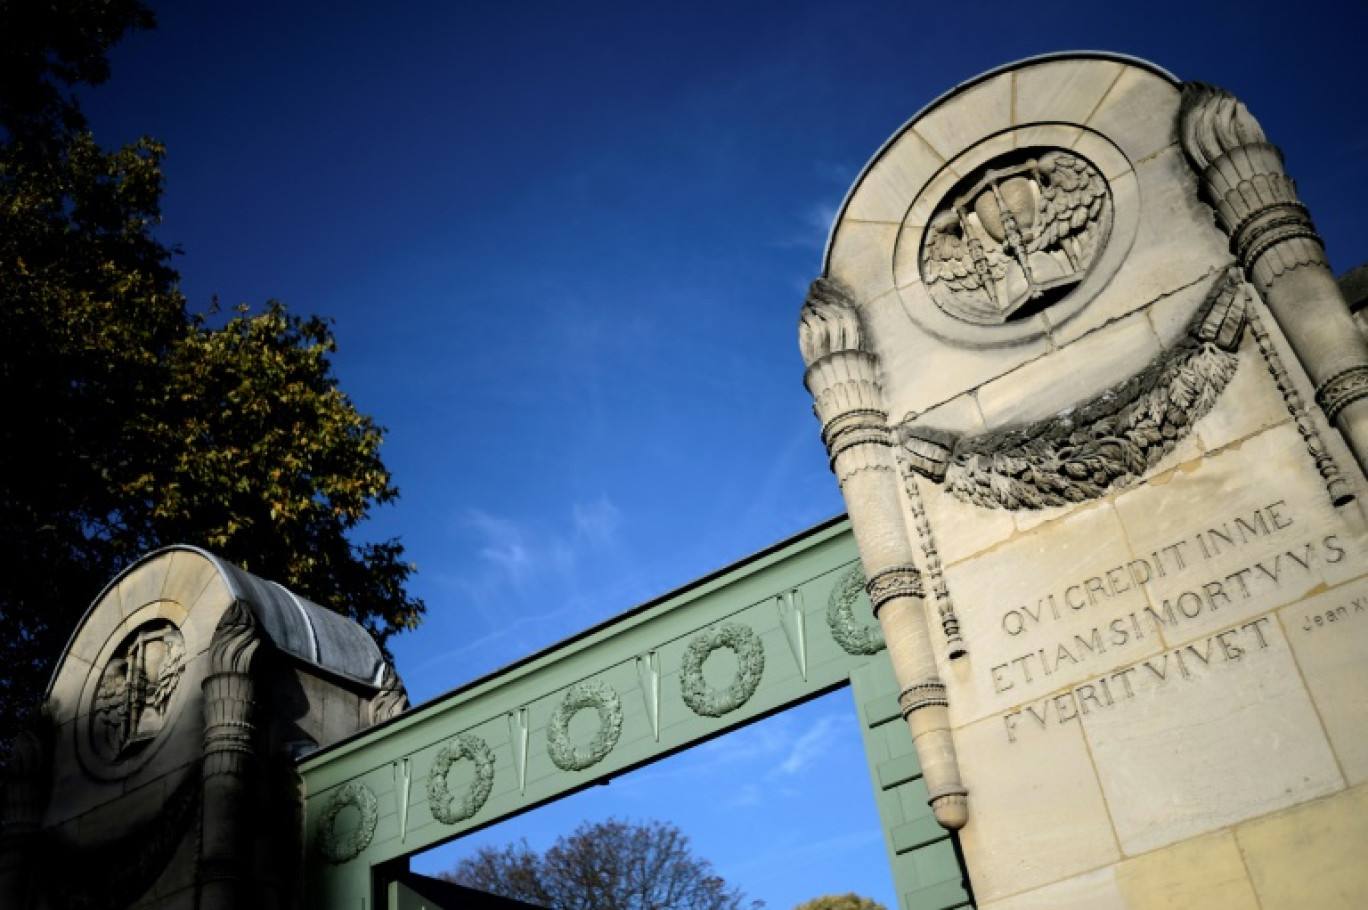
left=803, top=198, right=840, bottom=247
left=613, top=705, right=854, bottom=808
left=401, top=496, right=635, bottom=685
left=771, top=195, right=842, bottom=252
left=464, top=509, right=541, bottom=582
left=725, top=827, right=883, bottom=882
left=777, top=713, right=843, bottom=776
left=572, top=496, right=622, bottom=548
left=460, top=494, right=622, bottom=592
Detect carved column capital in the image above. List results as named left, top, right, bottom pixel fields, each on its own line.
left=369, top=662, right=410, bottom=725
left=1316, top=366, right=1368, bottom=424
left=865, top=566, right=924, bottom=616
left=1180, top=83, right=1326, bottom=286
left=799, top=278, right=895, bottom=478
left=898, top=681, right=949, bottom=717
left=210, top=598, right=261, bottom=676
left=1181, top=82, right=1368, bottom=483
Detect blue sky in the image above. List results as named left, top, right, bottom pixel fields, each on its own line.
left=83, top=2, right=1367, bottom=907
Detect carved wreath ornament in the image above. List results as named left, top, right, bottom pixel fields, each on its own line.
left=826, top=566, right=885, bottom=656
left=315, top=781, right=379, bottom=864
left=546, top=680, right=624, bottom=771
left=427, top=734, right=496, bottom=824
left=680, top=622, right=765, bottom=718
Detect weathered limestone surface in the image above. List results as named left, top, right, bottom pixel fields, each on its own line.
left=807, top=53, right=1368, bottom=909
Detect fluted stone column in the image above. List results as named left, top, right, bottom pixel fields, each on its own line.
left=1182, top=84, right=1368, bottom=477
left=800, top=278, right=969, bottom=829
left=0, top=713, right=48, bottom=908
left=198, top=599, right=261, bottom=910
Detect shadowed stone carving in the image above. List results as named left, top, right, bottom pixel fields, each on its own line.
left=200, top=599, right=261, bottom=910
left=92, top=623, right=186, bottom=762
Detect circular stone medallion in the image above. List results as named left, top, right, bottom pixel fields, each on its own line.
left=919, top=148, right=1113, bottom=327
left=89, top=620, right=187, bottom=764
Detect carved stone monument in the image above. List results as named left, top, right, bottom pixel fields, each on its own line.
left=802, top=53, right=1368, bottom=908
left=0, top=546, right=408, bottom=909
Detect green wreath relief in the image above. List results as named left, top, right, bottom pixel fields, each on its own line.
left=680, top=622, right=765, bottom=717
left=427, top=733, right=496, bottom=824
left=827, top=565, right=885, bottom=656
left=315, top=781, right=379, bottom=864
left=546, top=679, right=623, bottom=771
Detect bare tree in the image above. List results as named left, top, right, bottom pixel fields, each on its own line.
left=792, top=895, right=888, bottom=910
left=444, top=818, right=762, bottom=910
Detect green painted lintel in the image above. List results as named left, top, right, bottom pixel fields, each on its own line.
left=890, top=813, right=947, bottom=855
left=904, top=877, right=973, bottom=910
left=878, top=754, right=924, bottom=791
left=863, top=693, right=901, bottom=728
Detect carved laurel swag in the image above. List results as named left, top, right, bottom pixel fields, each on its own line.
left=427, top=734, right=496, bottom=825
left=315, top=781, right=379, bottom=864
left=826, top=566, right=885, bottom=656
left=679, top=622, right=766, bottom=717
left=943, top=274, right=1245, bottom=510
left=546, top=680, right=623, bottom=772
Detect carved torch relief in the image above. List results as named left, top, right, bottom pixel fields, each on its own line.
left=921, top=149, right=1113, bottom=327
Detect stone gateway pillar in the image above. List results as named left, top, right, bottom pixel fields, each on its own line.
left=0, top=546, right=408, bottom=909
left=804, top=53, right=1368, bottom=909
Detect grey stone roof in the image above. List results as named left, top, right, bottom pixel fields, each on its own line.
left=58, top=545, right=386, bottom=689
left=205, top=551, right=386, bottom=687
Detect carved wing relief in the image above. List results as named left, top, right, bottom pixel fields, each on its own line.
left=1028, top=151, right=1109, bottom=269
left=922, top=211, right=1008, bottom=295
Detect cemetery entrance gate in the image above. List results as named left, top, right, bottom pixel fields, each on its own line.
left=301, top=516, right=972, bottom=910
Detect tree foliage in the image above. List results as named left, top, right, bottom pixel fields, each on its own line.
left=791, top=895, right=888, bottom=910
left=443, top=818, right=762, bottom=910
left=0, top=0, right=423, bottom=750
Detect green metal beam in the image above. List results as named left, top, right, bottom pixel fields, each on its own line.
left=299, top=516, right=965, bottom=907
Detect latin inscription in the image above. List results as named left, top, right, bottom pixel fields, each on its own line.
left=990, top=500, right=1349, bottom=743
left=1002, top=617, right=1272, bottom=742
